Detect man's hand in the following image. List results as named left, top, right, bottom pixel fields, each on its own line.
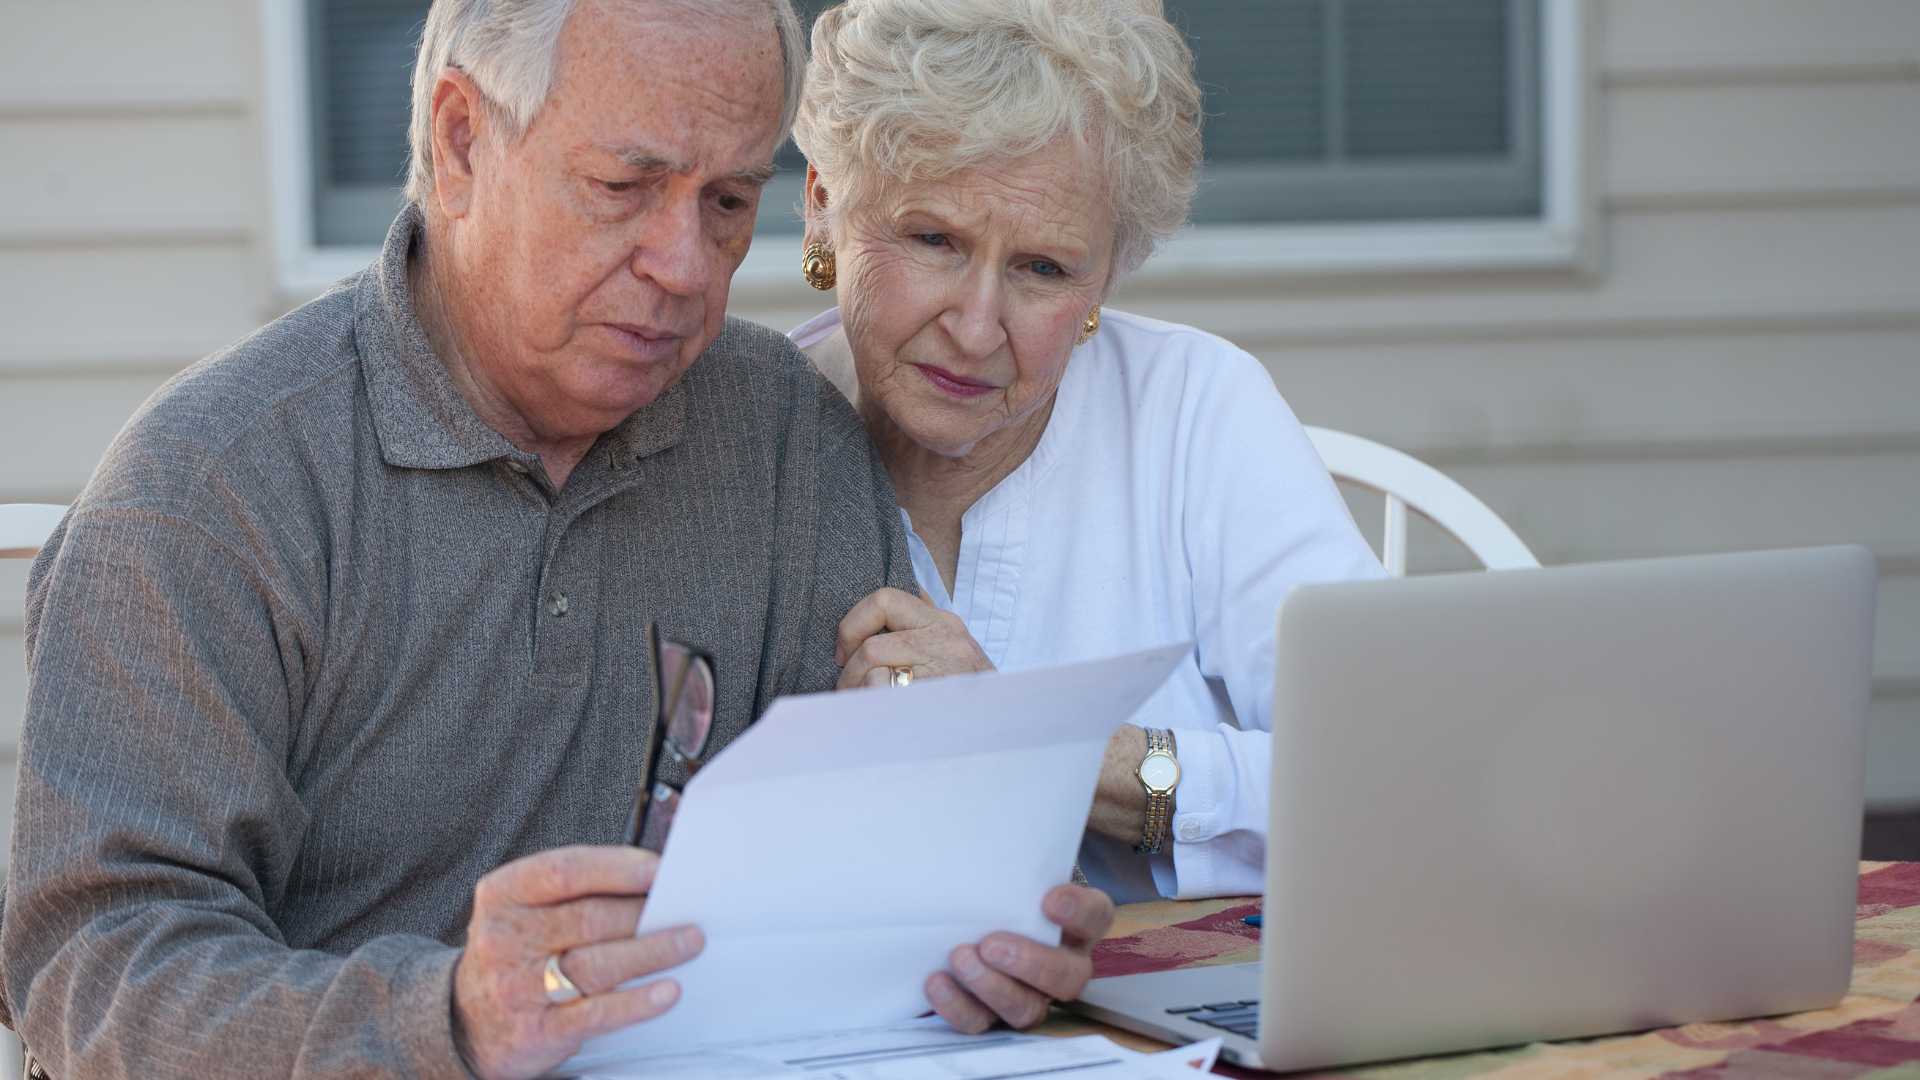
left=835, top=587, right=994, bottom=689
left=924, top=884, right=1116, bottom=1032
left=452, top=846, right=704, bottom=1080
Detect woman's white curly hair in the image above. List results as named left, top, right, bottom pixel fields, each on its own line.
left=793, top=0, right=1203, bottom=276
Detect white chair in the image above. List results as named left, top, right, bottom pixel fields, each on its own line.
left=1303, top=427, right=1537, bottom=576
left=0, top=505, right=65, bottom=561
left=1, top=504, right=62, bottom=1079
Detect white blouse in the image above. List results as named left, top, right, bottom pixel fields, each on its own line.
left=791, top=307, right=1384, bottom=902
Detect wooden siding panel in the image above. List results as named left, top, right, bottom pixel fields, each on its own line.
left=0, top=561, right=24, bottom=635
left=1424, top=453, right=1920, bottom=577
left=0, top=114, right=260, bottom=239
left=1604, top=0, right=1920, bottom=75
left=1878, top=574, right=1920, bottom=688
left=1343, top=460, right=1920, bottom=618
left=0, top=752, right=12, bottom=871
left=0, top=245, right=269, bottom=367
left=1607, top=82, right=1920, bottom=202
left=1104, top=206, right=1920, bottom=344
left=1868, top=695, right=1920, bottom=810
left=1256, top=329, right=1920, bottom=454
left=0, top=0, right=255, bottom=108
left=1869, top=693, right=1917, bottom=825
left=2, top=563, right=22, bottom=819
left=0, top=631, right=20, bottom=751
left=0, top=374, right=173, bottom=499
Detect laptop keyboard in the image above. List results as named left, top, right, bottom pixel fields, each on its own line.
left=1166, top=999, right=1259, bottom=1038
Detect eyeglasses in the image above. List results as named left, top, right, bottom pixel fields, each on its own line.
left=629, top=623, right=717, bottom=852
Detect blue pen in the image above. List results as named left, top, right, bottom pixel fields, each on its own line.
left=1242, top=914, right=1262, bottom=928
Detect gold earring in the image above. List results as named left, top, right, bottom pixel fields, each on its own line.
left=1078, top=307, right=1101, bottom=344
left=801, top=242, right=837, bottom=290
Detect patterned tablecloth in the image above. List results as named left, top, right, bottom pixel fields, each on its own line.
left=1063, top=861, right=1920, bottom=1078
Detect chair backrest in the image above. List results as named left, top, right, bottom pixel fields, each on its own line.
left=0, top=504, right=67, bottom=560
left=1303, top=427, right=1538, bottom=576
left=0, top=508, right=61, bottom=1075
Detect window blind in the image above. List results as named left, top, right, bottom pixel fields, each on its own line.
left=307, top=0, right=1540, bottom=247
left=1174, top=0, right=1540, bottom=223
left=310, top=0, right=429, bottom=245
left=779, top=0, right=1539, bottom=229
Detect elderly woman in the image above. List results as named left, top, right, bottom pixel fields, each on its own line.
left=796, top=0, right=1380, bottom=903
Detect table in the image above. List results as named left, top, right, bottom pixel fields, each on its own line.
left=1039, top=861, right=1920, bottom=1078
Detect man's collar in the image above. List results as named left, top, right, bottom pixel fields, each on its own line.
left=353, top=204, right=687, bottom=473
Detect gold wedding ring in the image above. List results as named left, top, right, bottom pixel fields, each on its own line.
left=543, top=951, right=584, bottom=1005
left=889, top=666, right=914, bottom=688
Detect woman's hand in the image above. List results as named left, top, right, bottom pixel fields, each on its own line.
left=835, top=587, right=995, bottom=689
left=1087, top=725, right=1155, bottom=844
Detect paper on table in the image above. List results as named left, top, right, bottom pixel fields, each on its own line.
left=579, top=1017, right=1220, bottom=1079
left=1149, top=1036, right=1223, bottom=1071
left=560, top=644, right=1191, bottom=1074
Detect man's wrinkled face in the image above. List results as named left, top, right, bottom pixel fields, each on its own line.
left=448, top=0, right=785, bottom=439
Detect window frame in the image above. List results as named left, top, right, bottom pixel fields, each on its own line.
left=262, top=0, right=1592, bottom=303
left=263, top=0, right=388, bottom=296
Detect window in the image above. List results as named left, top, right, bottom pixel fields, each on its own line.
left=306, top=0, right=429, bottom=248
left=268, top=0, right=1581, bottom=289
left=776, top=0, right=1571, bottom=275
left=1174, top=0, right=1543, bottom=225
left=783, top=0, right=1542, bottom=230
left=298, top=0, right=821, bottom=245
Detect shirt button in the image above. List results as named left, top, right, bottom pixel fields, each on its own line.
left=546, top=592, right=570, bottom=617
left=1179, top=821, right=1203, bottom=842
left=506, top=460, right=530, bottom=475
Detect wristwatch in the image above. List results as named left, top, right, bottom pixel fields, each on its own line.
left=1134, top=728, right=1181, bottom=855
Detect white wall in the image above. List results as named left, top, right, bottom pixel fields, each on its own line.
left=0, top=0, right=279, bottom=865
left=3, top=0, right=1918, bottom=875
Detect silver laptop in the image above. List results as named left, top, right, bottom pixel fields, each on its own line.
left=1072, top=546, right=1876, bottom=1071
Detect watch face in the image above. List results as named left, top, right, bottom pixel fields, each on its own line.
left=1139, top=753, right=1180, bottom=792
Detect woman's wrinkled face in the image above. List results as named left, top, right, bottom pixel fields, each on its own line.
left=828, top=142, right=1115, bottom=459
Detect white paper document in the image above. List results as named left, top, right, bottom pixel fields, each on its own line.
left=579, top=1016, right=1217, bottom=1079
left=1148, top=1036, right=1222, bottom=1072
left=560, top=644, right=1191, bottom=1075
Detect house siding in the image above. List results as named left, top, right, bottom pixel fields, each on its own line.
left=0, top=0, right=276, bottom=865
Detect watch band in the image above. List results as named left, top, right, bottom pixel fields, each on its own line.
left=1136, top=728, right=1178, bottom=855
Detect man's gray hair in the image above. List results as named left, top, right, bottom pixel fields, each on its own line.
left=793, top=0, right=1203, bottom=276
left=405, top=0, right=805, bottom=204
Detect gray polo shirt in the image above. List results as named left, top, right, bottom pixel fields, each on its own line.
left=1, top=206, right=913, bottom=1078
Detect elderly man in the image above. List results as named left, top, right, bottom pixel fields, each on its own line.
left=0, top=1, right=1113, bottom=1077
